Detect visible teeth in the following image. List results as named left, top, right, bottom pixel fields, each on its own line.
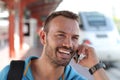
left=59, top=49, right=70, bottom=54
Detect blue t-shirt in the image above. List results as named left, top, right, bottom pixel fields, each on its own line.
left=0, top=56, right=87, bottom=80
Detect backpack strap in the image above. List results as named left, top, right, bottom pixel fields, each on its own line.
left=7, top=60, right=25, bottom=80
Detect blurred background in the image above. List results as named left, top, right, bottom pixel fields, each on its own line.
left=0, top=0, right=120, bottom=80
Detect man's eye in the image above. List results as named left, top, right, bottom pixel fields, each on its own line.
left=72, top=37, right=79, bottom=40
left=58, top=34, right=65, bottom=37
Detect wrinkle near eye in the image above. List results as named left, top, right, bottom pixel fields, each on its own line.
left=55, top=30, right=80, bottom=42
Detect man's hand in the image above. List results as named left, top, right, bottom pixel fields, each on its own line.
left=77, top=44, right=99, bottom=68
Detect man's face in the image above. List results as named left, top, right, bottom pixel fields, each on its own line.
left=44, top=16, right=80, bottom=66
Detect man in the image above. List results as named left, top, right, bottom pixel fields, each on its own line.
left=0, top=10, right=109, bottom=80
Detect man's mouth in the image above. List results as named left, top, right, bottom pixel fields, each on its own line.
left=57, top=48, right=73, bottom=59
left=58, top=48, right=71, bottom=55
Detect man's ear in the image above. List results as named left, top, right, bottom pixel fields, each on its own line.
left=39, top=30, right=46, bottom=45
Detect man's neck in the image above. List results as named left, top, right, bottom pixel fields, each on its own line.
left=31, top=57, right=65, bottom=80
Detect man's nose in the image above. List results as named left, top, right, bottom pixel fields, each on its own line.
left=63, top=38, right=73, bottom=48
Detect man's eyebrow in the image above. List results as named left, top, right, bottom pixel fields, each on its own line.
left=57, top=31, right=80, bottom=37
left=74, top=35, right=79, bottom=37
left=57, top=31, right=66, bottom=34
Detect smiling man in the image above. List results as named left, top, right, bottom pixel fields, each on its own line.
left=0, top=10, right=109, bottom=80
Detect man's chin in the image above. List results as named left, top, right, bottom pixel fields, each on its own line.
left=57, top=60, right=70, bottom=66
left=61, top=63, right=69, bottom=66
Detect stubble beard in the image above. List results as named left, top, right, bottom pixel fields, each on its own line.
left=45, top=40, right=71, bottom=67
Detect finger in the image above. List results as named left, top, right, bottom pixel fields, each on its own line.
left=78, top=44, right=88, bottom=55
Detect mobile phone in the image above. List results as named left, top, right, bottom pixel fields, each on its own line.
left=73, top=52, right=86, bottom=63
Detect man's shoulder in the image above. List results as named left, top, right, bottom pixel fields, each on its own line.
left=0, top=56, right=37, bottom=80
left=0, top=65, right=10, bottom=79
left=64, top=65, right=87, bottom=80
left=25, top=56, right=38, bottom=63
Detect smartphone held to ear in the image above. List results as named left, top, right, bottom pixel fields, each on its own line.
left=74, top=52, right=86, bottom=63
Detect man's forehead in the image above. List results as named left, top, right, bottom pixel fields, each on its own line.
left=48, top=16, right=80, bottom=33
left=49, top=16, right=79, bottom=28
